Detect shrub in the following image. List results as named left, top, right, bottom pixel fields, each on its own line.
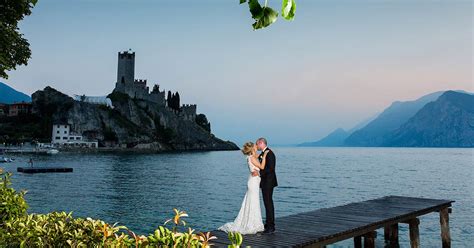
left=0, top=171, right=28, bottom=224
left=0, top=169, right=244, bottom=247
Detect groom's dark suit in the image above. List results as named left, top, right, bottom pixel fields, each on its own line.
left=259, top=147, right=277, bottom=231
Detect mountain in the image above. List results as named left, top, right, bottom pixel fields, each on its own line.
left=382, top=91, right=474, bottom=147
left=344, top=91, right=448, bottom=146
left=0, top=82, right=31, bottom=104
left=298, top=128, right=349, bottom=147
left=297, top=113, right=378, bottom=147
left=348, top=113, right=379, bottom=133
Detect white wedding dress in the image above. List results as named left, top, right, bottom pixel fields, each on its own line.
left=218, top=156, right=265, bottom=235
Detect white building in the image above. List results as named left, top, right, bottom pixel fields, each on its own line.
left=51, top=124, right=98, bottom=148
left=73, top=95, right=113, bottom=108
left=52, top=124, right=71, bottom=143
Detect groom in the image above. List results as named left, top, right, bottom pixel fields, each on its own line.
left=255, top=137, right=277, bottom=234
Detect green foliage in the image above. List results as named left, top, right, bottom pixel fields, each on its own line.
left=0, top=0, right=38, bottom=79
left=0, top=114, right=49, bottom=144
left=102, top=126, right=118, bottom=142
left=240, top=0, right=296, bottom=30
left=0, top=169, right=240, bottom=247
left=107, top=91, right=130, bottom=103
left=281, top=0, right=296, bottom=20
left=227, top=232, right=243, bottom=248
left=167, top=91, right=180, bottom=112
left=195, top=114, right=211, bottom=133
left=0, top=171, right=28, bottom=224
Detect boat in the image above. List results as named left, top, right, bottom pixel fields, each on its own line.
left=46, top=149, right=59, bottom=155
left=0, top=157, right=13, bottom=163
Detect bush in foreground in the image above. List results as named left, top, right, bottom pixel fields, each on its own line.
left=0, top=169, right=243, bottom=247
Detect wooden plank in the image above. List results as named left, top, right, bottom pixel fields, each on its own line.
left=354, top=236, right=362, bottom=248
left=208, top=196, right=454, bottom=248
left=363, top=231, right=377, bottom=248
left=388, top=223, right=399, bottom=247
left=408, top=218, right=420, bottom=248
left=17, top=167, right=73, bottom=173
left=440, top=207, right=451, bottom=248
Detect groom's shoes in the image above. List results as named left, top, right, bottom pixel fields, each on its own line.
left=262, top=227, right=275, bottom=234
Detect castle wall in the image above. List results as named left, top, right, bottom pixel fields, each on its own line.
left=148, top=91, right=166, bottom=106
left=113, top=50, right=181, bottom=108
left=181, top=104, right=197, bottom=121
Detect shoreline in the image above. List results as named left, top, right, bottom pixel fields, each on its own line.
left=2, top=146, right=239, bottom=155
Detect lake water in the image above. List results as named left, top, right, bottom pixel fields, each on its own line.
left=3, top=147, right=473, bottom=247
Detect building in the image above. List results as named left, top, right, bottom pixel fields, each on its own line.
left=180, top=104, right=197, bottom=121
left=112, top=50, right=197, bottom=119
left=0, top=104, right=6, bottom=116
left=52, top=124, right=98, bottom=148
left=8, top=102, right=32, bottom=117
left=113, top=50, right=166, bottom=105
left=73, top=95, right=113, bottom=108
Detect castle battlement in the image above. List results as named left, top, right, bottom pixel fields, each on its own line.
left=180, top=104, right=197, bottom=121
left=113, top=50, right=195, bottom=110
left=134, top=79, right=147, bottom=84
left=182, top=104, right=197, bottom=108
left=118, top=51, right=135, bottom=59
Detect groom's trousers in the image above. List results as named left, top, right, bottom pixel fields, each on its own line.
left=262, top=186, right=275, bottom=229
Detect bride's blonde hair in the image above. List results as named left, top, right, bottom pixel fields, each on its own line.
left=241, top=142, right=254, bottom=155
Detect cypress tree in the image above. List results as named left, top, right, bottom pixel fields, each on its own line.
left=175, top=92, right=180, bottom=110
left=167, top=91, right=172, bottom=107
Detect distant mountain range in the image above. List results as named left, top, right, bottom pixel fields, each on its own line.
left=0, top=82, right=31, bottom=104
left=299, top=90, right=474, bottom=148
left=298, top=128, right=349, bottom=147
left=297, top=114, right=378, bottom=147
left=383, top=91, right=474, bottom=147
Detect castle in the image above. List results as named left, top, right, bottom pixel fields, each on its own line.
left=113, top=50, right=196, bottom=121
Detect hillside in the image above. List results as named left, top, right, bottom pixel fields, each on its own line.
left=382, top=91, right=474, bottom=147
left=1, top=86, right=238, bottom=151
left=344, top=91, right=447, bottom=146
left=298, top=128, right=349, bottom=147
left=298, top=114, right=378, bottom=147
left=0, top=82, right=31, bottom=104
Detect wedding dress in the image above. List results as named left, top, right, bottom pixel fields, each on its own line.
left=218, top=156, right=265, bottom=235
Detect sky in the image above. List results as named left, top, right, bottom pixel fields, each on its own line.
left=5, top=0, right=473, bottom=145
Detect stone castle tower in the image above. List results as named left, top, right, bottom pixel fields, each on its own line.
left=117, top=51, right=135, bottom=85
left=114, top=50, right=166, bottom=106
left=113, top=50, right=197, bottom=120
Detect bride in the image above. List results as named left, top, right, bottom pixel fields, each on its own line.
left=218, top=142, right=269, bottom=235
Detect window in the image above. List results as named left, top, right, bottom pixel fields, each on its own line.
left=64, top=131, right=67, bottom=134
left=57, top=125, right=60, bottom=128
left=76, top=137, right=81, bottom=140
left=69, top=137, right=74, bottom=140
left=55, top=137, right=60, bottom=140
left=63, top=137, right=68, bottom=140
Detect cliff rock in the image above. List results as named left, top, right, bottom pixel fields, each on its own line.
left=31, top=87, right=238, bottom=151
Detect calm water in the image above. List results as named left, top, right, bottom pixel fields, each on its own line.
left=3, top=148, right=473, bottom=247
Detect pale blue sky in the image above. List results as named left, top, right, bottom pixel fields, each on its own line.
left=6, top=0, right=473, bottom=145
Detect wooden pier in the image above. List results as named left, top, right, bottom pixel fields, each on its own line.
left=211, top=196, right=454, bottom=247
left=17, top=167, right=73, bottom=173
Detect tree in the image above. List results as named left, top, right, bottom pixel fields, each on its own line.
left=196, top=114, right=211, bottom=132
left=175, top=92, right=180, bottom=110
left=0, top=0, right=38, bottom=79
left=240, top=0, right=296, bottom=30
left=167, top=91, right=172, bottom=107
left=171, top=93, right=176, bottom=110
